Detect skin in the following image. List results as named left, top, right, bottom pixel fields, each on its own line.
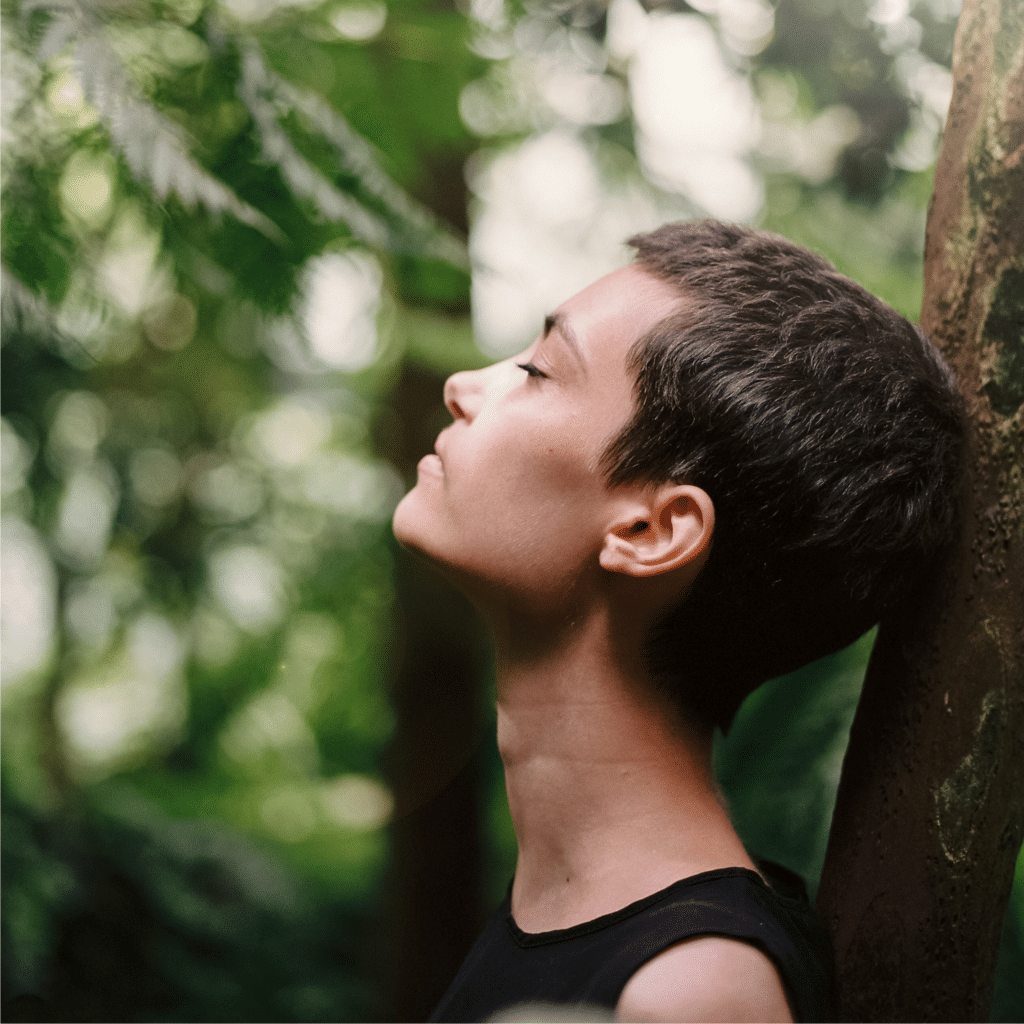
left=393, top=265, right=793, bottom=1023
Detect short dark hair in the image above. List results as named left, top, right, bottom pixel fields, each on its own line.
left=603, top=220, right=965, bottom=730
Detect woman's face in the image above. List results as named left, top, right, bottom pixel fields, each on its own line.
left=392, top=264, right=684, bottom=609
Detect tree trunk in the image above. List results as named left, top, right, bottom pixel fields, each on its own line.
left=817, top=2, right=1024, bottom=1021
left=382, top=362, right=488, bottom=1022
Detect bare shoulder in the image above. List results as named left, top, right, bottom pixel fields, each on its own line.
left=615, top=934, right=795, bottom=1023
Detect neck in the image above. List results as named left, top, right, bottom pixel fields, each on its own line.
left=490, top=605, right=756, bottom=933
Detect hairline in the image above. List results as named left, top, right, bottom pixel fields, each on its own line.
left=600, top=273, right=699, bottom=487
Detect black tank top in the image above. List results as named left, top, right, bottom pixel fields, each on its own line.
left=428, top=864, right=834, bottom=1022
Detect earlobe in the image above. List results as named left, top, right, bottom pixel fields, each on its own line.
left=599, top=485, right=714, bottom=578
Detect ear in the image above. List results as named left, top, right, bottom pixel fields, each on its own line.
left=599, top=484, right=714, bottom=578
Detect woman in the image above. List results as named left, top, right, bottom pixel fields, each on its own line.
left=393, top=220, right=964, bottom=1022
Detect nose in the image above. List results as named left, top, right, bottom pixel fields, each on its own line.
left=444, top=369, right=482, bottom=422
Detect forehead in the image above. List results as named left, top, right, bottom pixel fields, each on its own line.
left=555, top=264, right=685, bottom=369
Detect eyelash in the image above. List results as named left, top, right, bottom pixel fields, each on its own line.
left=516, top=362, right=546, bottom=379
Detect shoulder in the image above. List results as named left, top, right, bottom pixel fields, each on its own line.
left=615, top=934, right=794, bottom=1023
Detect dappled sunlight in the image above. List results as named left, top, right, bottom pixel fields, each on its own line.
left=1, top=417, right=37, bottom=531
left=329, top=2, right=388, bottom=42
left=53, top=273, right=123, bottom=362
left=0, top=518, right=56, bottom=687
left=44, top=67, right=99, bottom=129
left=301, top=451, right=404, bottom=522
left=56, top=612, right=188, bottom=776
left=469, top=133, right=690, bottom=355
left=129, top=445, right=183, bottom=507
left=191, top=603, right=243, bottom=669
left=302, top=251, right=382, bottom=371
left=63, top=552, right=143, bottom=654
left=58, top=149, right=116, bottom=231
left=143, top=293, right=198, bottom=351
left=890, top=52, right=953, bottom=169
left=629, top=13, right=762, bottom=220
left=46, top=391, right=109, bottom=470
left=321, top=774, right=393, bottom=831
left=220, top=689, right=319, bottom=774
left=222, top=0, right=320, bottom=23
left=247, top=397, right=332, bottom=468
left=461, top=0, right=771, bottom=355
left=188, top=457, right=265, bottom=522
left=256, top=773, right=393, bottom=843
left=53, top=464, right=120, bottom=568
left=692, top=0, right=776, bottom=56
left=65, top=574, right=120, bottom=653
left=760, top=103, right=863, bottom=184
left=209, top=544, right=288, bottom=634
left=275, top=612, right=341, bottom=708
left=261, top=783, right=319, bottom=842
left=97, top=203, right=172, bottom=319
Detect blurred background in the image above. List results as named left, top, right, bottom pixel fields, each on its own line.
left=1, top=0, right=1020, bottom=1020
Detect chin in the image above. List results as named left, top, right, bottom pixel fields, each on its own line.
left=392, top=494, right=486, bottom=600
left=392, top=489, right=424, bottom=549
left=393, top=488, right=447, bottom=563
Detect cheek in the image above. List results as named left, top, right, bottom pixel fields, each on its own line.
left=476, top=436, right=600, bottom=520
left=476, top=446, right=608, bottom=563
left=393, top=419, right=609, bottom=594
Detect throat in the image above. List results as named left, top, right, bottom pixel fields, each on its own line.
left=494, top=651, right=756, bottom=934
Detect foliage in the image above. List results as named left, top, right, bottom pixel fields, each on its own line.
left=2, top=0, right=478, bottom=1017
left=2, top=779, right=378, bottom=1022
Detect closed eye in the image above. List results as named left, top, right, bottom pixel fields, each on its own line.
left=516, top=362, right=546, bottom=379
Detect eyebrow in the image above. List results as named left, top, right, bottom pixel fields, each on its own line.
left=543, top=312, right=586, bottom=371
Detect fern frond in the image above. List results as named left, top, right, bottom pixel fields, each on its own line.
left=274, top=73, right=470, bottom=269
left=37, top=9, right=287, bottom=244
left=33, top=5, right=79, bottom=63
left=1, top=264, right=102, bottom=366
left=2, top=264, right=56, bottom=336
left=238, top=44, right=469, bottom=269
left=237, top=43, right=393, bottom=248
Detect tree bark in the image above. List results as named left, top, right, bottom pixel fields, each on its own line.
left=387, top=544, right=486, bottom=1022
left=817, top=2, right=1024, bottom=1021
left=382, top=362, right=488, bottom=1022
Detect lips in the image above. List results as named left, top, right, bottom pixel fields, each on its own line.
left=418, top=453, right=444, bottom=478
left=432, top=429, right=452, bottom=466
